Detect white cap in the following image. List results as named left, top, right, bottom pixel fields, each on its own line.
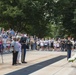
left=24, top=34, right=27, bottom=37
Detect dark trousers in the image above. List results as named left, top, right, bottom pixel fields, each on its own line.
left=61, top=47, right=64, bottom=51
left=0, top=51, right=3, bottom=63
left=67, top=49, right=71, bottom=59
left=12, top=51, right=18, bottom=65
left=21, top=48, right=26, bottom=62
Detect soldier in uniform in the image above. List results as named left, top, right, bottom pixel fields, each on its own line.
left=20, top=34, right=27, bottom=63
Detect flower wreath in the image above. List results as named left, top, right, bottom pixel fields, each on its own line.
left=68, top=54, right=76, bottom=62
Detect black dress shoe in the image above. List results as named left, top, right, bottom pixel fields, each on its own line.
left=22, top=62, right=27, bottom=63
left=12, top=64, right=18, bottom=66
left=17, top=63, right=21, bottom=65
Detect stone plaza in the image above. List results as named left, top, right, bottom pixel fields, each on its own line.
left=0, top=50, right=76, bottom=75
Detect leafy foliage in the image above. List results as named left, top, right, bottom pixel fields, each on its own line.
left=0, top=0, right=76, bottom=38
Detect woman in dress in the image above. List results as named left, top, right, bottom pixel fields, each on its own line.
left=16, top=38, right=22, bottom=64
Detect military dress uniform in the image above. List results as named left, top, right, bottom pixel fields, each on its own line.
left=20, top=36, right=27, bottom=63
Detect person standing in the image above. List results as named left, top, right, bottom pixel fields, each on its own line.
left=66, top=37, right=73, bottom=60
left=17, top=38, right=22, bottom=64
left=40, top=38, right=44, bottom=51
left=0, top=27, right=2, bottom=34
left=20, top=34, right=27, bottom=63
left=12, top=38, right=18, bottom=65
left=60, top=40, right=65, bottom=51
left=0, top=35, right=4, bottom=63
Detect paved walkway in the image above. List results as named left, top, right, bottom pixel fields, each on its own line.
left=0, top=51, right=76, bottom=75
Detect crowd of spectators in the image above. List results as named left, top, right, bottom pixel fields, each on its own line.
left=0, top=28, right=76, bottom=65
left=0, top=28, right=76, bottom=53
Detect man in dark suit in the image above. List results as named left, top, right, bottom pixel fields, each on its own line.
left=20, top=34, right=27, bottom=63
left=66, top=37, right=73, bottom=60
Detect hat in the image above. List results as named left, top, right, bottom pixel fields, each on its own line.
left=24, top=34, right=27, bottom=37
